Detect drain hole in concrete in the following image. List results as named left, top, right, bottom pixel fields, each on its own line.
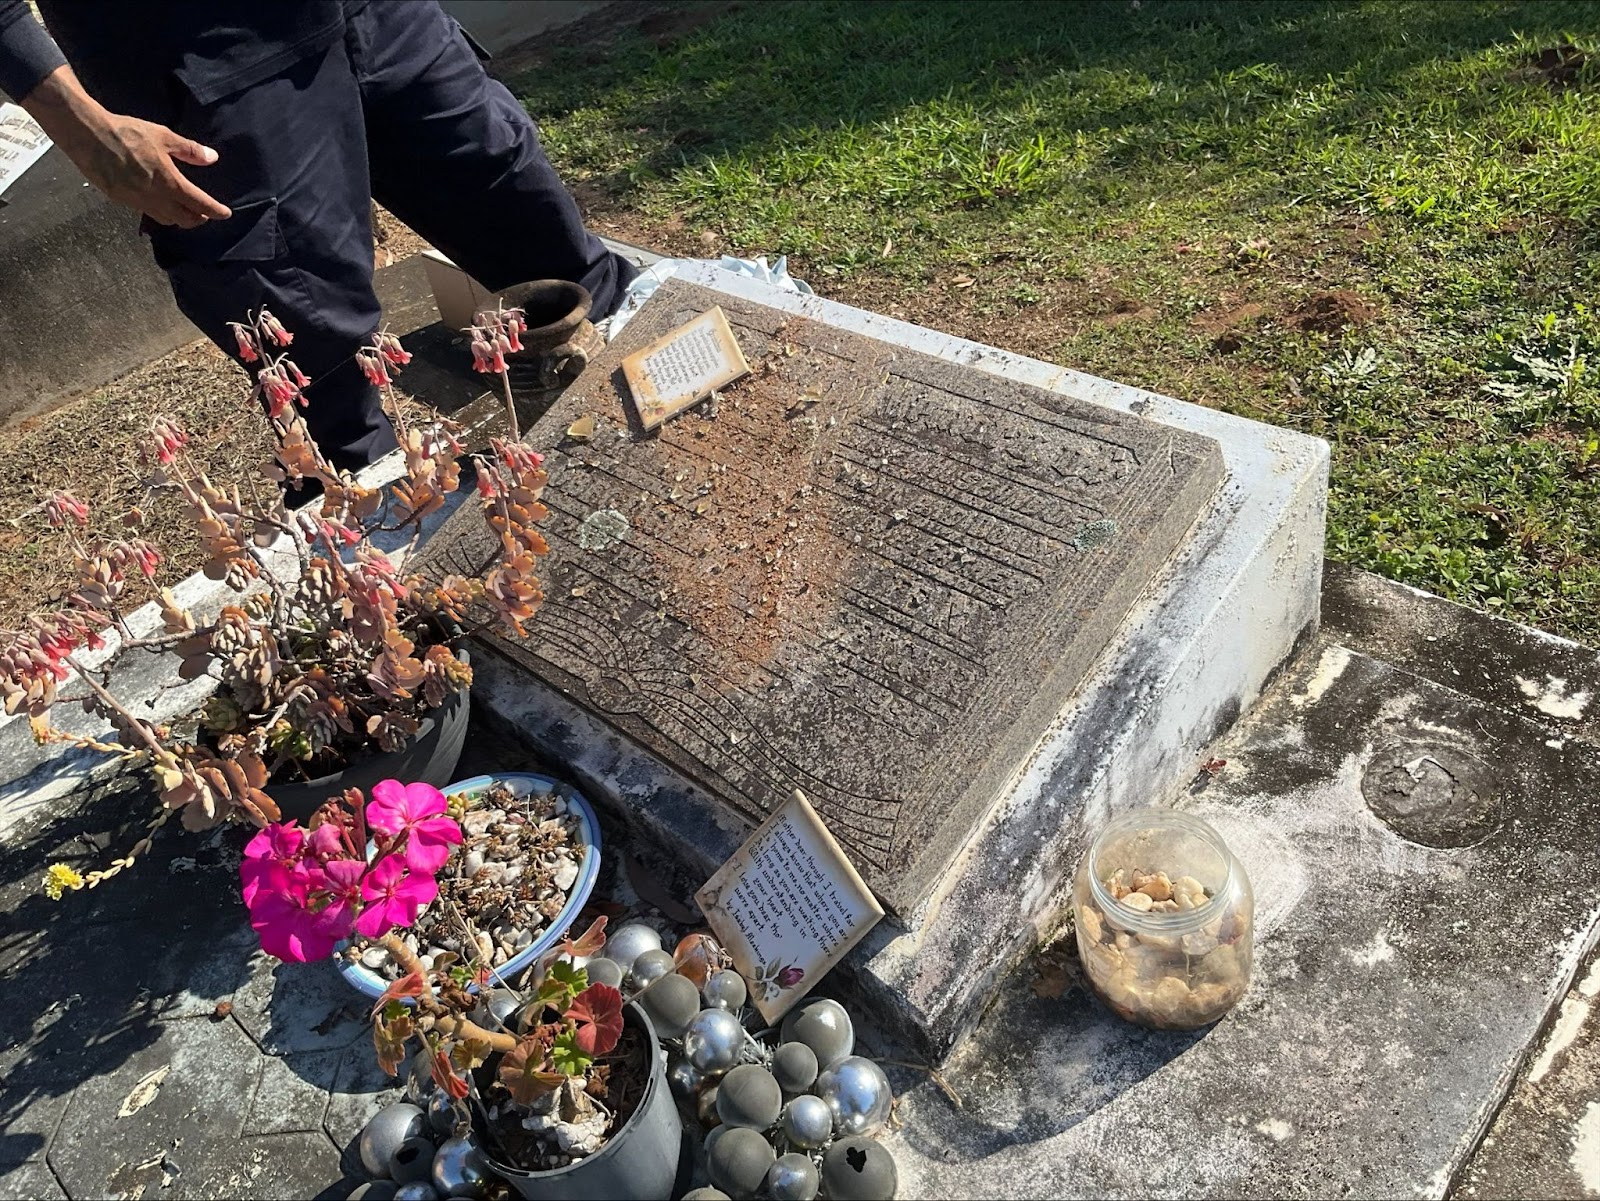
left=1361, top=743, right=1500, bottom=848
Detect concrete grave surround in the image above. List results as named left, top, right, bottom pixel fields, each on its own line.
left=454, top=263, right=1330, bottom=1057
left=0, top=149, right=194, bottom=423
left=427, top=275, right=1227, bottom=915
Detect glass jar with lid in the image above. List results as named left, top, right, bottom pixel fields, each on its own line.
left=1072, top=808, right=1253, bottom=1030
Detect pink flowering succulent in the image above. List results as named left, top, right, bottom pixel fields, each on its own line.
left=13, top=307, right=555, bottom=895
left=469, top=305, right=530, bottom=440
left=241, top=781, right=459, bottom=963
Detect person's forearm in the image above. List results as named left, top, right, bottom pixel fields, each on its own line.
left=0, top=0, right=67, bottom=103
left=9, top=56, right=228, bottom=228
left=16, top=63, right=111, bottom=156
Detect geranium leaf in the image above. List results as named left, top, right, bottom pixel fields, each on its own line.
left=551, top=1029, right=592, bottom=1076
left=372, top=1012, right=413, bottom=1077
left=371, top=968, right=426, bottom=1016
left=431, top=1051, right=470, bottom=1100
left=450, top=1036, right=493, bottom=1073
left=548, top=959, right=587, bottom=1007
left=568, top=983, right=624, bottom=1056
left=497, top=1036, right=565, bottom=1107
left=560, top=915, right=608, bottom=960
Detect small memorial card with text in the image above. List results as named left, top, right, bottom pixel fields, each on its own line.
left=696, top=790, right=885, bottom=1024
left=0, top=103, right=51, bottom=202
left=621, top=306, right=749, bottom=430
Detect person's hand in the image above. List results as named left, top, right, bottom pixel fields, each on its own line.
left=71, top=112, right=231, bottom=228
left=21, top=65, right=231, bottom=229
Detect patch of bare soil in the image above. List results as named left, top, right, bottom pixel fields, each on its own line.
left=1097, top=294, right=1157, bottom=327
left=0, top=200, right=437, bottom=631
left=0, top=342, right=265, bottom=630
left=1518, top=43, right=1590, bottom=89
left=643, top=332, right=845, bottom=666
left=1193, top=301, right=1267, bottom=353
left=491, top=2, right=736, bottom=79
left=1287, top=289, right=1377, bottom=334
left=372, top=203, right=433, bottom=268
left=0, top=342, right=433, bottom=632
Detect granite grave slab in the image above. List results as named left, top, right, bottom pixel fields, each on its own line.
left=456, top=262, right=1326, bottom=1057
left=426, top=277, right=1225, bottom=915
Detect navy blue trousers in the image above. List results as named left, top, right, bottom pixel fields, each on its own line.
left=146, top=2, right=635, bottom=470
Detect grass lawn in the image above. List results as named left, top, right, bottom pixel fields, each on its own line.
left=514, top=0, right=1600, bottom=640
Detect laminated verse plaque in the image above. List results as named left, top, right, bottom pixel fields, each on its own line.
left=697, top=790, right=884, bottom=1023
left=621, top=305, right=749, bottom=430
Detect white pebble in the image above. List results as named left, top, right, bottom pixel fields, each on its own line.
left=360, top=947, right=388, bottom=970
left=553, top=858, right=579, bottom=891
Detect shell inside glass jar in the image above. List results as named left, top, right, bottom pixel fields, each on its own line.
left=1075, top=812, right=1253, bottom=1030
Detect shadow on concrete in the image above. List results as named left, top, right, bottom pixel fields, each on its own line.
left=885, top=970, right=1208, bottom=1163
left=0, top=776, right=259, bottom=1169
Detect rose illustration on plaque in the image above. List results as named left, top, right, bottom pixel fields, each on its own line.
left=752, top=958, right=806, bottom=1001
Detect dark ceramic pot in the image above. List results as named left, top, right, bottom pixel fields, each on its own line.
left=498, top=280, right=592, bottom=353
left=264, top=650, right=472, bottom=821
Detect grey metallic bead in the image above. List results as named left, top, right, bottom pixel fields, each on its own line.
left=683, top=1007, right=745, bottom=1077
left=767, top=1152, right=821, bottom=1201
left=430, top=1135, right=494, bottom=1199
left=779, top=1094, right=834, bottom=1150
left=358, top=1103, right=426, bottom=1179
left=815, top=1057, right=893, bottom=1138
left=604, top=923, right=663, bottom=973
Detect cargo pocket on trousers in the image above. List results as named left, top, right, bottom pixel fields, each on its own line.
left=147, top=197, right=286, bottom=271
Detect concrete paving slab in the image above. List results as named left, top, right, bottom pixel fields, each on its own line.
left=1458, top=943, right=1600, bottom=1199
left=0, top=1159, right=66, bottom=1200
left=230, top=960, right=371, bottom=1057
left=323, top=1040, right=406, bottom=1177
left=884, top=593, right=1600, bottom=1198
left=245, top=1051, right=340, bottom=1138
left=216, top=1133, right=347, bottom=1201
left=48, top=1014, right=261, bottom=1200
left=0, top=1088, right=65, bottom=1166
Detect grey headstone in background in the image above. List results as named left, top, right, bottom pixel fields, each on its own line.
left=424, top=278, right=1224, bottom=914
left=0, top=149, right=192, bottom=424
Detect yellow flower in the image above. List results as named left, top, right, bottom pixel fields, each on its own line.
left=43, top=863, right=85, bottom=900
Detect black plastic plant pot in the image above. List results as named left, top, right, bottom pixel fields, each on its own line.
left=489, top=1002, right=683, bottom=1201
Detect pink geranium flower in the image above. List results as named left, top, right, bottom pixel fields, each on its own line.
left=310, top=858, right=365, bottom=943
left=366, top=780, right=462, bottom=874
left=247, top=881, right=340, bottom=962
left=240, top=822, right=305, bottom=906
left=356, top=855, right=437, bottom=938
left=305, top=822, right=345, bottom=862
